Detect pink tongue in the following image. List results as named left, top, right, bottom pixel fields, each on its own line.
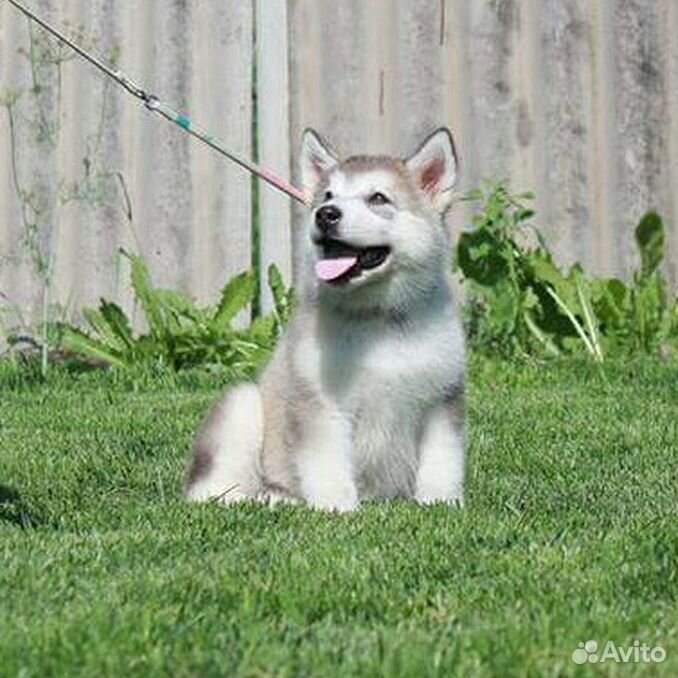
left=315, top=257, right=358, bottom=282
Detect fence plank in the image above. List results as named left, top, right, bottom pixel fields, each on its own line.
left=256, top=0, right=293, bottom=311
left=612, top=0, right=671, bottom=277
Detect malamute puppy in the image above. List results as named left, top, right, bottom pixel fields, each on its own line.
left=185, top=128, right=466, bottom=511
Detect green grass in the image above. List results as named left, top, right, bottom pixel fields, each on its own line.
left=0, top=357, right=676, bottom=677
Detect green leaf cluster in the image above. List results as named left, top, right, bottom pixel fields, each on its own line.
left=457, top=184, right=678, bottom=360
left=25, top=186, right=678, bottom=371
left=57, top=251, right=294, bottom=374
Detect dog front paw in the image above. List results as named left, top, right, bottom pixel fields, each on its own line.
left=415, top=484, right=464, bottom=507
left=305, top=483, right=359, bottom=513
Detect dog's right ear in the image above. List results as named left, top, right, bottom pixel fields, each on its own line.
left=300, top=129, right=338, bottom=196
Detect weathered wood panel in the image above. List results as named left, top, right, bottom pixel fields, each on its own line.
left=0, top=0, right=253, bottom=331
left=1, top=0, right=677, bottom=338
left=288, top=0, right=678, bottom=288
left=256, top=0, right=293, bottom=312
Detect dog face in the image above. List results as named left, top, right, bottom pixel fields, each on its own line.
left=299, top=129, right=458, bottom=310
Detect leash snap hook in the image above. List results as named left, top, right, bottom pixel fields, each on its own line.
left=144, top=94, right=160, bottom=111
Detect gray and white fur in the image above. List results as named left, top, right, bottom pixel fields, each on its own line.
left=185, top=128, right=466, bottom=512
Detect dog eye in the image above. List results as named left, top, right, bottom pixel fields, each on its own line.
left=368, top=192, right=390, bottom=206
left=323, top=191, right=333, bottom=202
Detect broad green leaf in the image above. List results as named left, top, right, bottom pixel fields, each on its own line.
left=521, top=252, right=576, bottom=337
left=60, top=326, right=127, bottom=368
left=456, top=230, right=507, bottom=286
left=591, top=278, right=629, bottom=331
left=125, top=252, right=166, bottom=337
left=485, top=281, right=520, bottom=331
left=250, top=315, right=276, bottom=343
left=268, top=264, right=293, bottom=325
left=83, top=308, right=127, bottom=352
left=633, top=277, right=667, bottom=351
left=268, top=264, right=284, bottom=303
left=529, top=253, right=576, bottom=306
left=156, top=289, right=196, bottom=314
left=213, top=271, right=255, bottom=331
left=635, top=212, right=664, bottom=280
left=155, top=289, right=205, bottom=330
left=99, top=301, right=134, bottom=350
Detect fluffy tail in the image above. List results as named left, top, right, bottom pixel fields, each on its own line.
left=184, top=383, right=263, bottom=502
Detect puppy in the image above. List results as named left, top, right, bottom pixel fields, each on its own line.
left=185, top=128, right=466, bottom=511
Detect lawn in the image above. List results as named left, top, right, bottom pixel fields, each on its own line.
left=0, top=357, right=675, bottom=677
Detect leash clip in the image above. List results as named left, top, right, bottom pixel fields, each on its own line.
left=144, top=95, right=160, bottom=111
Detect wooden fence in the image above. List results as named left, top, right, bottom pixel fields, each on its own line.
left=1, top=0, right=677, bottom=331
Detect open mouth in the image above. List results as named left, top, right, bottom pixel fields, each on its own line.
left=314, top=239, right=391, bottom=284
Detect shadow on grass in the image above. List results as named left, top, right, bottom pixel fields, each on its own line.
left=0, top=483, right=47, bottom=529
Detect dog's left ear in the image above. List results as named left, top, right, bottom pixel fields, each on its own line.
left=300, top=129, right=338, bottom=197
left=405, top=128, right=458, bottom=213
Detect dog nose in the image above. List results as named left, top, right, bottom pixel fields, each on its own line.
left=315, top=205, right=342, bottom=235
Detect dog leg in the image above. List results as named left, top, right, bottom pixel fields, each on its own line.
left=185, top=383, right=263, bottom=503
left=415, top=398, right=465, bottom=506
left=296, top=413, right=358, bottom=512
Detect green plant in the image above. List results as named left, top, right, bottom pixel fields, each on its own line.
left=457, top=183, right=678, bottom=359
left=457, top=184, right=568, bottom=357
left=589, top=212, right=678, bottom=354
left=55, top=251, right=294, bottom=375
left=1, top=23, right=125, bottom=376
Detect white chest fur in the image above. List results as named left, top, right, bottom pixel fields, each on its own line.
left=293, top=304, right=464, bottom=497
